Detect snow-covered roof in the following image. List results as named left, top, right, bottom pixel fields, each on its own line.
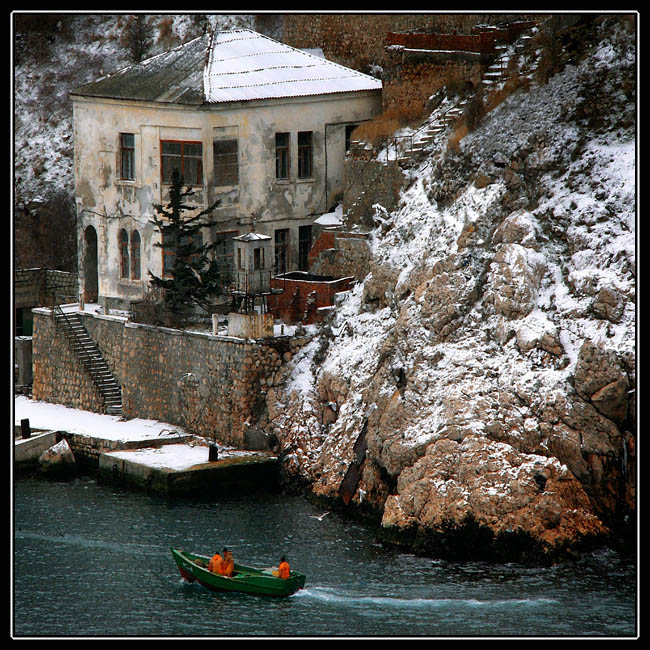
left=71, top=29, right=381, bottom=106
left=203, top=30, right=381, bottom=103
left=233, top=231, right=272, bottom=242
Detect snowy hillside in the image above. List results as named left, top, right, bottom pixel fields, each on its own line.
left=269, top=15, right=636, bottom=560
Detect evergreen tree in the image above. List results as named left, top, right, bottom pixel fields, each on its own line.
left=149, top=169, right=222, bottom=323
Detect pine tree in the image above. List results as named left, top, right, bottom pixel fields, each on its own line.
left=148, top=169, right=222, bottom=324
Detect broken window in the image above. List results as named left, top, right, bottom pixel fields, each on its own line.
left=119, top=229, right=129, bottom=278
left=298, top=131, right=313, bottom=178
left=120, top=133, right=135, bottom=180
left=275, top=132, right=290, bottom=180
left=161, top=140, right=203, bottom=185
left=213, top=139, right=239, bottom=186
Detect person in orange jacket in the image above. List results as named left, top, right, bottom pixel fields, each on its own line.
left=208, top=550, right=223, bottom=574
left=273, top=556, right=290, bottom=579
left=222, top=548, right=235, bottom=577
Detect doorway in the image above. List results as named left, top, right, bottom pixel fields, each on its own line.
left=83, top=225, right=98, bottom=303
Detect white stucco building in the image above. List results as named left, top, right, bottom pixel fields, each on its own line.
left=71, top=28, right=382, bottom=310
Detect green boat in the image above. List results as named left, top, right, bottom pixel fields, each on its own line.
left=171, top=548, right=306, bottom=597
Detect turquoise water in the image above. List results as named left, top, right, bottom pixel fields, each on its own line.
left=13, top=474, right=637, bottom=638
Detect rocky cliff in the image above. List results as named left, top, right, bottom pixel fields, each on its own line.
left=267, top=15, right=636, bottom=562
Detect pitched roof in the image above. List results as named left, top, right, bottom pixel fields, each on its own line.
left=71, top=29, right=381, bottom=106
left=203, top=29, right=382, bottom=103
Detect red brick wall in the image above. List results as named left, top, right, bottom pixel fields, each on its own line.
left=386, top=31, right=497, bottom=54
left=269, top=274, right=354, bottom=324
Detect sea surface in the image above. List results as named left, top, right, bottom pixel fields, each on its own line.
left=13, top=473, right=637, bottom=638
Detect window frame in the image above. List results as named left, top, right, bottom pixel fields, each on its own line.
left=119, top=229, right=130, bottom=279
left=274, top=228, right=289, bottom=275
left=298, top=131, right=313, bottom=179
left=275, top=132, right=290, bottom=181
left=213, top=138, right=239, bottom=186
left=161, top=140, right=203, bottom=186
left=161, top=230, right=204, bottom=278
left=130, top=230, right=141, bottom=280
left=120, top=133, right=135, bottom=181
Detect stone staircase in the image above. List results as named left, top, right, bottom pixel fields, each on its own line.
left=394, top=27, right=538, bottom=167
left=53, top=306, right=123, bottom=415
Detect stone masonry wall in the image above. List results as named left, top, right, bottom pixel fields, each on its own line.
left=31, top=309, right=312, bottom=447
left=32, top=309, right=106, bottom=413
left=281, top=14, right=523, bottom=72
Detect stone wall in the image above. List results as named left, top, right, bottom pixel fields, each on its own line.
left=32, top=309, right=106, bottom=413
left=382, top=49, right=484, bottom=114
left=31, top=309, right=312, bottom=447
left=310, top=231, right=372, bottom=282
left=281, top=14, right=527, bottom=71
left=344, top=152, right=405, bottom=227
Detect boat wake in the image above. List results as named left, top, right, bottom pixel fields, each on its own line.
left=295, top=586, right=558, bottom=609
left=15, top=528, right=159, bottom=556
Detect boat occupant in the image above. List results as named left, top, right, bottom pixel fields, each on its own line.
left=273, top=556, right=290, bottom=579
left=222, top=548, right=235, bottom=577
left=208, top=550, right=223, bottom=574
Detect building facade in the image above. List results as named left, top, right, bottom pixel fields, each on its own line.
left=71, top=29, right=382, bottom=311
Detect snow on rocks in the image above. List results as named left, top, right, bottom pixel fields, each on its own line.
left=268, top=16, right=635, bottom=560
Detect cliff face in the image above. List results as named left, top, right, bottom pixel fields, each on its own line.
left=268, top=15, right=636, bottom=561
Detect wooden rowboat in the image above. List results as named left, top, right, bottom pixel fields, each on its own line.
left=171, top=548, right=306, bottom=597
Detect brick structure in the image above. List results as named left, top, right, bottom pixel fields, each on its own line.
left=281, top=15, right=541, bottom=115
left=269, top=272, right=354, bottom=324
left=31, top=308, right=312, bottom=447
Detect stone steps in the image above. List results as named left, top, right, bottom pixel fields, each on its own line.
left=53, top=307, right=123, bottom=415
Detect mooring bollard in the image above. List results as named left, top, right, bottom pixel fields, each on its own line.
left=21, top=418, right=31, bottom=440
left=208, top=443, right=219, bottom=462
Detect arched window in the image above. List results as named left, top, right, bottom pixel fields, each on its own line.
left=119, top=229, right=129, bottom=279
left=131, top=230, right=141, bottom=280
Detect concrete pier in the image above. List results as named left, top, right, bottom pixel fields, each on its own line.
left=98, top=447, right=279, bottom=495
left=14, top=398, right=279, bottom=495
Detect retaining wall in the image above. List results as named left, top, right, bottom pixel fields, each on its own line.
left=31, top=308, right=312, bottom=447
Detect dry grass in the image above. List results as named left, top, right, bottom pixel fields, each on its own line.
left=353, top=100, right=428, bottom=148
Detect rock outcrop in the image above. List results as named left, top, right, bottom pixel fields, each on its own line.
left=269, top=16, right=635, bottom=563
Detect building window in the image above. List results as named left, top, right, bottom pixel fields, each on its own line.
left=214, top=230, right=238, bottom=281
left=298, top=131, right=313, bottom=179
left=275, top=132, right=290, bottom=180
left=131, top=230, right=141, bottom=280
left=119, top=229, right=129, bottom=278
left=213, top=139, right=239, bottom=186
left=120, top=133, right=135, bottom=180
left=298, top=225, right=312, bottom=272
left=162, top=232, right=175, bottom=278
left=274, top=228, right=289, bottom=275
left=162, top=231, right=203, bottom=278
left=161, top=140, right=203, bottom=185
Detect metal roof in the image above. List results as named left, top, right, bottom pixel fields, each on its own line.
left=71, top=29, right=381, bottom=106
left=203, top=29, right=382, bottom=103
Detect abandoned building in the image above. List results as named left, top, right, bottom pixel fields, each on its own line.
left=70, top=28, right=382, bottom=313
